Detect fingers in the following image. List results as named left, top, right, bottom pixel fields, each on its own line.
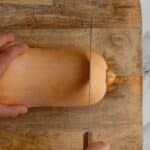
left=0, top=33, right=15, bottom=47
left=0, top=104, right=28, bottom=118
left=86, top=142, right=110, bottom=150
left=0, top=43, right=28, bottom=78
left=4, top=43, right=28, bottom=58
left=0, top=33, right=28, bottom=78
left=0, top=34, right=28, bottom=118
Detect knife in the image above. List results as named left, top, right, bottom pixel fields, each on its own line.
left=83, top=16, right=93, bottom=150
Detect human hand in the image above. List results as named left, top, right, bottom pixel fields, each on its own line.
left=86, top=142, right=110, bottom=150
left=0, top=33, right=28, bottom=118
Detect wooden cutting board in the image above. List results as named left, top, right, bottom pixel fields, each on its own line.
left=0, top=0, right=142, bottom=150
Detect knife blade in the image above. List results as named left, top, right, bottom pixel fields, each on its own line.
left=83, top=15, right=93, bottom=150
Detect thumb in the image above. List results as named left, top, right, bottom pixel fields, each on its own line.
left=0, top=104, right=28, bottom=118
left=86, top=142, right=110, bottom=150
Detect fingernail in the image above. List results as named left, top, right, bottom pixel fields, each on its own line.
left=19, top=106, right=28, bottom=114
left=10, top=107, right=28, bottom=118
left=11, top=112, right=19, bottom=118
left=19, top=43, right=28, bottom=54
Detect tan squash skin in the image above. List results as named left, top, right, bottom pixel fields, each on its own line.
left=0, top=48, right=107, bottom=107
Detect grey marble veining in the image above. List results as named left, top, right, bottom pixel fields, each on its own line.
left=143, top=32, right=150, bottom=150
left=144, top=32, right=150, bottom=124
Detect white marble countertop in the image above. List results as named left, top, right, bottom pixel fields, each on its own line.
left=141, top=0, right=150, bottom=33
left=143, top=32, right=150, bottom=150
left=141, top=0, right=150, bottom=149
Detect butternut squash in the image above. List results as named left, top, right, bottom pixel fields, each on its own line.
left=0, top=48, right=115, bottom=107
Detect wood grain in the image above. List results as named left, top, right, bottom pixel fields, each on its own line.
left=0, top=0, right=141, bottom=29
left=0, top=0, right=53, bottom=5
left=0, top=0, right=142, bottom=149
left=0, top=0, right=140, bottom=5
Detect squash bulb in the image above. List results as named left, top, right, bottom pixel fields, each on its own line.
left=0, top=49, right=115, bottom=107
